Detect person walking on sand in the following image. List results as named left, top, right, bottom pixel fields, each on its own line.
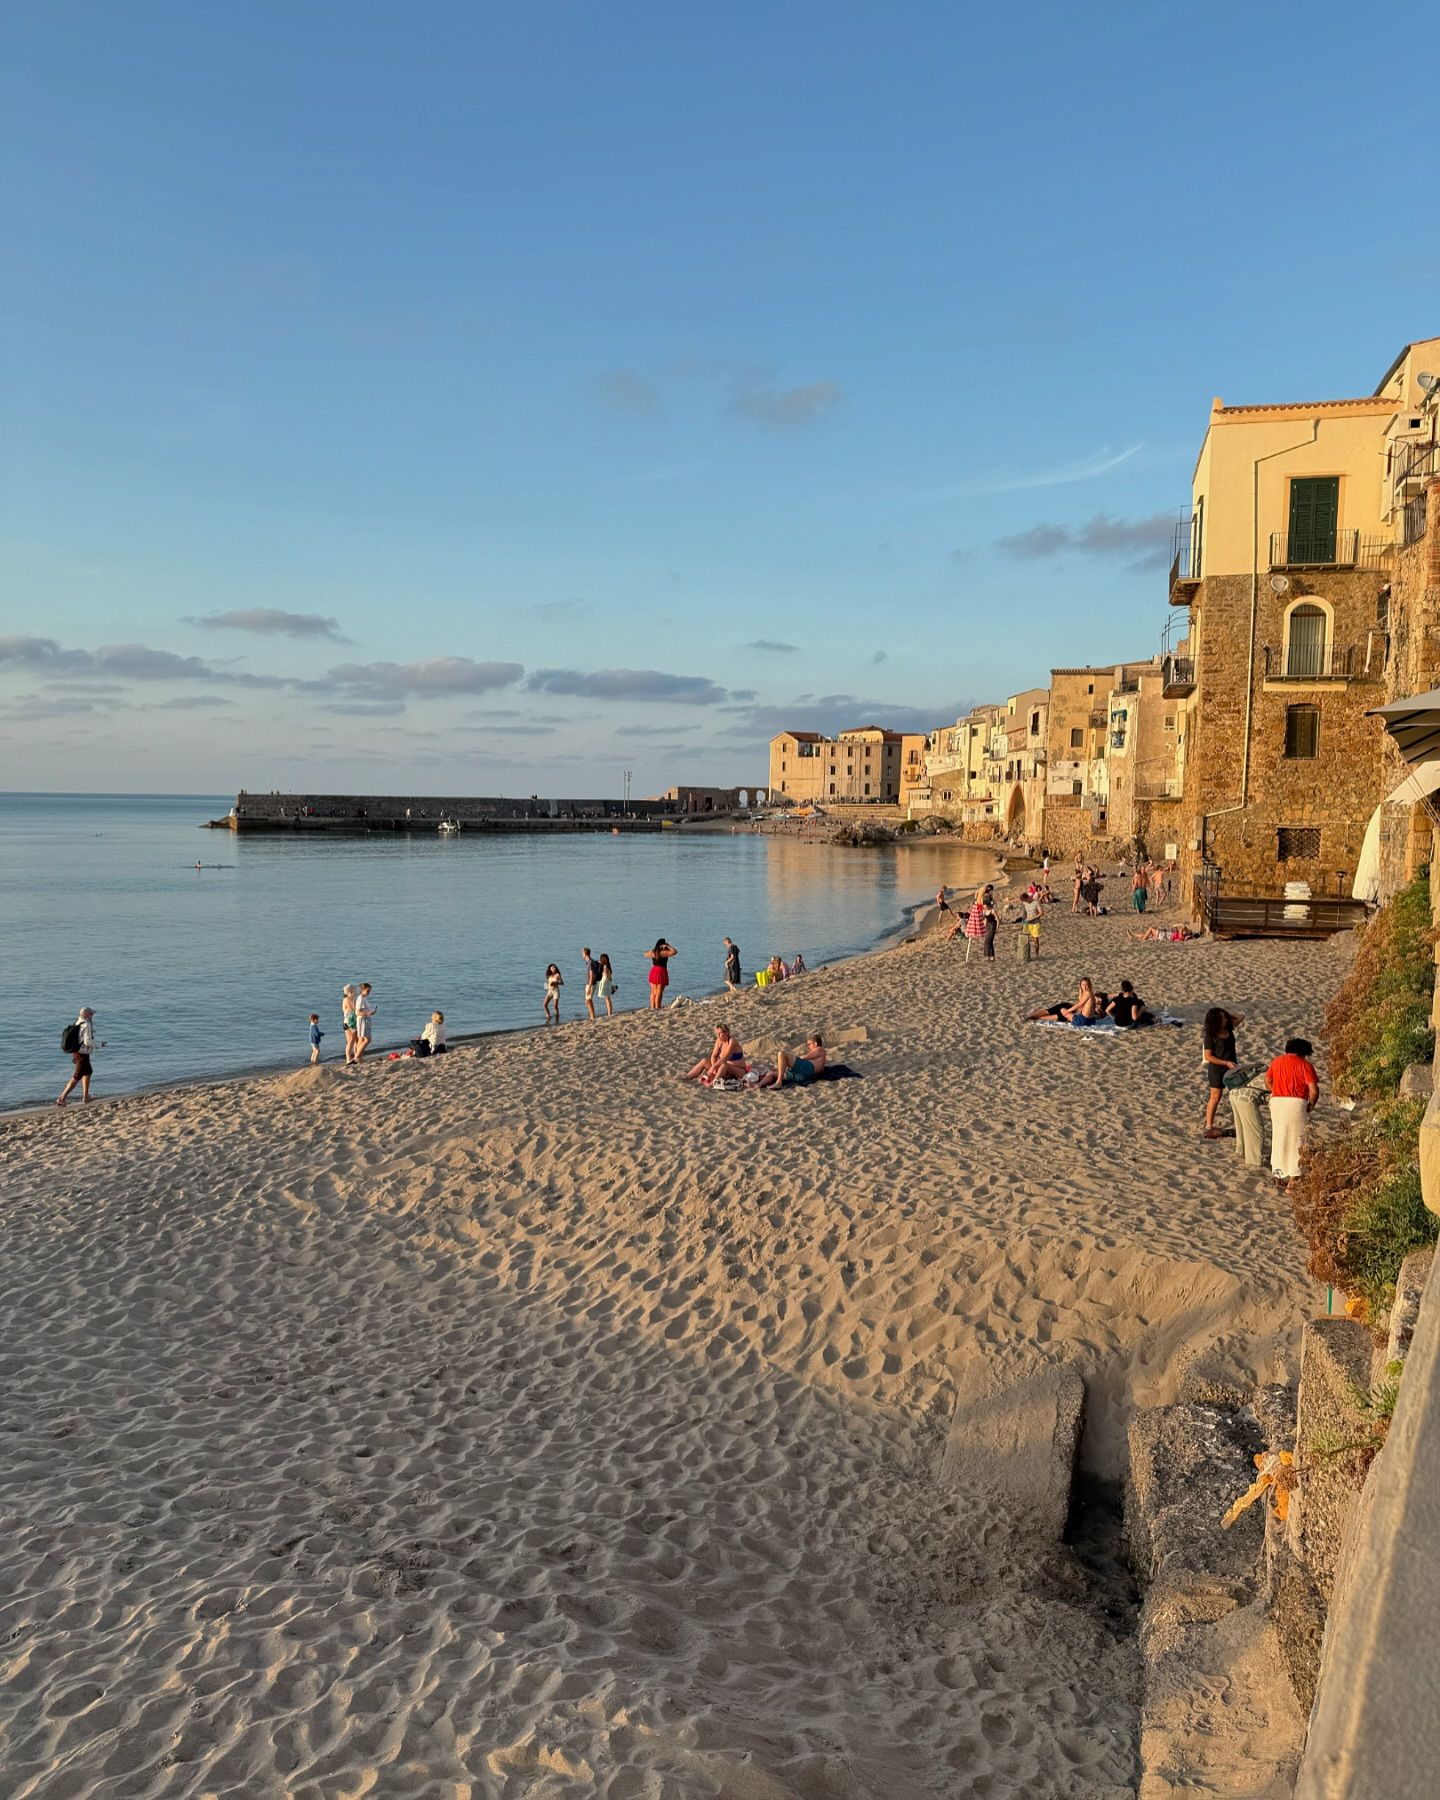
left=596, top=953, right=616, bottom=1016
left=1132, top=866, right=1149, bottom=915
left=57, top=1006, right=103, bottom=1106
left=544, top=963, right=564, bottom=1022
left=1266, top=1037, right=1320, bottom=1185
left=935, top=884, right=953, bottom=920
left=723, top=937, right=742, bottom=992
left=581, top=947, right=602, bottom=1021
left=1202, top=1006, right=1244, bottom=1137
left=647, top=938, right=676, bottom=1011
left=354, top=983, right=376, bottom=1062
left=308, top=1014, right=324, bottom=1065
left=1021, top=887, right=1043, bottom=957
left=342, top=984, right=358, bottom=1063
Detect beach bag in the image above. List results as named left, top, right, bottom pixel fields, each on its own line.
left=60, top=1022, right=82, bottom=1054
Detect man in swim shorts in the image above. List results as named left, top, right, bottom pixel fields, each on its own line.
left=760, top=1033, right=826, bottom=1088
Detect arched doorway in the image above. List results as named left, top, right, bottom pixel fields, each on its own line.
left=1005, top=786, right=1026, bottom=836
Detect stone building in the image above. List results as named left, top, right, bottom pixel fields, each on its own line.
left=1043, top=662, right=1159, bottom=861
left=987, top=687, right=1048, bottom=845
left=1373, top=356, right=1440, bottom=897
left=768, top=726, right=915, bottom=804
left=905, top=704, right=1004, bottom=824
left=1164, top=338, right=1440, bottom=904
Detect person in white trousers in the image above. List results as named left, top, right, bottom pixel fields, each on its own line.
left=1265, top=1037, right=1320, bottom=1184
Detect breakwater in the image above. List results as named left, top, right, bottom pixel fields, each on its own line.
left=210, top=790, right=687, bottom=833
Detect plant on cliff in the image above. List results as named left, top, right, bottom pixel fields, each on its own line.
left=1291, top=873, right=1438, bottom=1319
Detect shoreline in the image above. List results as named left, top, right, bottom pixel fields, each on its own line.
left=0, top=845, right=1008, bottom=1121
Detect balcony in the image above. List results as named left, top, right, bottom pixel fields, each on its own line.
left=1262, top=643, right=1382, bottom=683
left=1402, top=493, right=1429, bottom=548
left=1391, top=436, right=1439, bottom=499
left=1268, top=530, right=1392, bottom=572
left=1162, top=654, right=1196, bottom=697
left=1168, top=516, right=1201, bottom=605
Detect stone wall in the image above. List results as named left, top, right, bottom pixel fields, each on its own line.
left=1179, top=569, right=1388, bottom=899
left=1377, top=478, right=1440, bottom=899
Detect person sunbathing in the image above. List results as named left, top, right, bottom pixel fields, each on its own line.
left=683, top=1024, right=747, bottom=1083
left=756, top=1033, right=827, bottom=1088
left=1061, top=978, right=1101, bottom=1025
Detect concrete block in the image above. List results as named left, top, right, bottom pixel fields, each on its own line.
left=1385, top=1246, right=1434, bottom=1369
left=942, top=1356, right=1083, bottom=1541
left=1292, top=1318, right=1373, bottom=1602
left=1399, top=1060, right=1434, bottom=1100
left=1126, top=1403, right=1265, bottom=1623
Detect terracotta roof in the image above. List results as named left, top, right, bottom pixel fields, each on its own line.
left=1212, top=397, right=1388, bottom=416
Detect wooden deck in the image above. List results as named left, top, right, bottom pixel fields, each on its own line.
left=1198, top=892, right=1369, bottom=940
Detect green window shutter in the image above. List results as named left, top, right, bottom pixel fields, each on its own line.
left=1288, top=477, right=1339, bottom=564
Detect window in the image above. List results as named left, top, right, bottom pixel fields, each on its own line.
left=1287, top=476, right=1339, bottom=565
left=1030, top=711, right=1040, bottom=734
left=1164, top=715, right=1175, bottom=732
left=1072, top=780, right=1083, bottom=796
left=1286, top=604, right=1328, bottom=678
left=1070, top=727, right=1083, bottom=749
left=863, top=782, right=870, bottom=796
left=1086, top=683, right=1094, bottom=695
left=1284, top=705, right=1319, bottom=759
left=1277, top=826, right=1321, bottom=861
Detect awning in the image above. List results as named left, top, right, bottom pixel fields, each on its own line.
left=1367, top=689, right=1440, bottom=765
left=1385, top=759, right=1440, bottom=807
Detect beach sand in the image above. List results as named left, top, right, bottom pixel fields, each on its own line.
left=0, top=902, right=1346, bottom=1798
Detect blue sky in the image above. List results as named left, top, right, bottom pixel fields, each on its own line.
left=1, top=0, right=1431, bottom=793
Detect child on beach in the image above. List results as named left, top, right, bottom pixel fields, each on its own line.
left=309, top=1014, right=324, bottom=1064
left=544, top=963, right=564, bottom=1022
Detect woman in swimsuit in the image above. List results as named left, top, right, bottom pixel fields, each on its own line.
left=1061, top=977, right=1100, bottom=1025
left=342, top=984, right=358, bottom=1064
left=595, top=953, right=615, bottom=1017
left=544, top=963, right=564, bottom=1023
left=647, top=939, right=676, bottom=1011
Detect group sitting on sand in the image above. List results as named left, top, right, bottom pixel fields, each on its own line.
left=1027, top=976, right=1154, bottom=1028
left=681, top=1024, right=828, bottom=1089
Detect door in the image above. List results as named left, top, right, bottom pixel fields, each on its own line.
left=1288, top=477, right=1339, bottom=565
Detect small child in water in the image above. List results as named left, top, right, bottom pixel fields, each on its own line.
left=544, top=963, right=564, bottom=1022
left=308, top=1014, right=324, bottom=1064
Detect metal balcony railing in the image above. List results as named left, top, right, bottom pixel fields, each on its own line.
left=1162, top=655, right=1196, bottom=696
left=1168, top=515, right=1201, bottom=601
left=1391, top=437, right=1440, bottom=488
left=1268, top=530, right=1392, bottom=571
left=1262, top=643, right=1381, bottom=681
left=1402, top=494, right=1429, bottom=548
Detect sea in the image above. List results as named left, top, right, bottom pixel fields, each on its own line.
left=0, top=793, right=1000, bottom=1109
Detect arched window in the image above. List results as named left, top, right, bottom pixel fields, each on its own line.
left=1286, top=603, right=1329, bottom=678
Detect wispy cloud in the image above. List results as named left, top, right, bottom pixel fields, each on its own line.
left=188, top=607, right=350, bottom=641
left=720, top=693, right=952, bottom=739
left=870, top=649, right=887, bottom=665
left=746, top=639, right=799, bottom=654
left=732, top=378, right=843, bottom=428
left=327, top=657, right=524, bottom=698
left=591, top=368, right=662, bottom=415
left=995, top=511, right=1174, bottom=568
left=528, top=668, right=729, bottom=705
left=921, top=442, right=1144, bottom=501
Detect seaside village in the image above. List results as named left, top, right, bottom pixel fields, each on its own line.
left=769, top=332, right=1440, bottom=922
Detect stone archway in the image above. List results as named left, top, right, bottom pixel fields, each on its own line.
left=1005, top=785, right=1026, bottom=836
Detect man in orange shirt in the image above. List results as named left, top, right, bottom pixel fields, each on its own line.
left=1265, top=1036, right=1320, bottom=1184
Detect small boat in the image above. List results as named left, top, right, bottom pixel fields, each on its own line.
left=438, top=818, right=461, bottom=836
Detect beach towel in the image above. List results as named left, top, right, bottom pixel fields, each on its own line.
left=1033, top=1015, right=1185, bottom=1036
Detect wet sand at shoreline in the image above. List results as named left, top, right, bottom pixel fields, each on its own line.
left=0, top=900, right=1345, bottom=1797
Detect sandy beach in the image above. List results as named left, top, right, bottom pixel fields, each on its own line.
left=1, top=899, right=1347, bottom=1799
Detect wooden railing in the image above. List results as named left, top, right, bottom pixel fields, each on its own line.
left=1194, top=882, right=1369, bottom=939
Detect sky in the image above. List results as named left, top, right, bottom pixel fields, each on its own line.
left=1, top=0, right=1432, bottom=795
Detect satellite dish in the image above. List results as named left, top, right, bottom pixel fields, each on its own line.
left=1271, top=575, right=1291, bottom=594
left=1419, top=372, right=1437, bottom=391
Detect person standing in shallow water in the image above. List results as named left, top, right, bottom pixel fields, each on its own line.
left=647, top=938, right=676, bottom=1010
left=342, top=984, right=358, bottom=1064
left=723, top=937, right=742, bottom=992
left=354, top=983, right=376, bottom=1063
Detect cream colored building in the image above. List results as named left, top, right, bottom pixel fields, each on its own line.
left=768, top=726, right=909, bottom=804
left=911, top=704, right=1005, bottom=822
left=1166, top=337, right=1440, bottom=902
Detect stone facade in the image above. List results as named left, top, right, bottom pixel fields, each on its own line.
left=768, top=727, right=910, bottom=805
left=1377, top=477, right=1440, bottom=897
left=1175, top=568, right=1389, bottom=899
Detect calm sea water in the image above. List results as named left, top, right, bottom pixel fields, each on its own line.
left=0, top=794, right=998, bottom=1108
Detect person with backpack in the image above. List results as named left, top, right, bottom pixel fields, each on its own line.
left=57, top=1007, right=103, bottom=1106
